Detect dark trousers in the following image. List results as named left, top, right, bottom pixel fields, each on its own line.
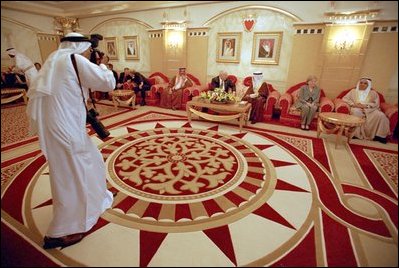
left=133, top=84, right=151, bottom=103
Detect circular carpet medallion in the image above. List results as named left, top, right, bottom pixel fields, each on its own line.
left=18, top=120, right=317, bottom=266
left=104, top=127, right=275, bottom=232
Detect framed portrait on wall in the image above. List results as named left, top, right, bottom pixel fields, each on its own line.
left=216, top=32, right=242, bottom=63
left=104, top=37, right=118, bottom=60
left=251, top=32, right=283, bottom=65
left=124, top=36, right=139, bottom=60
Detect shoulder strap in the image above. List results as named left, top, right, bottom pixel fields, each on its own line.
left=70, top=54, right=97, bottom=111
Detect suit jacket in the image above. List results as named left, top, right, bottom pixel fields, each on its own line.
left=294, top=85, right=321, bottom=109
left=118, top=72, right=132, bottom=84
left=210, top=76, right=236, bottom=92
left=132, top=72, right=151, bottom=87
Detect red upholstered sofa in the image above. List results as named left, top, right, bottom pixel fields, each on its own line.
left=139, top=72, right=170, bottom=106
left=334, top=88, right=398, bottom=134
left=278, top=82, right=334, bottom=129
left=242, top=76, right=281, bottom=122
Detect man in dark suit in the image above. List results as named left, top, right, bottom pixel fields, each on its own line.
left=210, top=71, right=236, bottom=92
left=131, top=70, right=151, bottom=106
left=117, top=67, right=132, bottom=89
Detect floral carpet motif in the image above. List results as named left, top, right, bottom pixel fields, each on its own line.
left=1, top=111, right=398, bottom=267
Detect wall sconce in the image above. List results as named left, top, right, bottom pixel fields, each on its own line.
left=334, top=30, right=355, bottom=51
left=167, top=31, right=183, bottom=50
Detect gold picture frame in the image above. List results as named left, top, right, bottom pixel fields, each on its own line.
left=104, top=37, right=118, bottom=60
left=251, top=32, right=283, bottom=65
left=124, top=36, right=139, bottom=60
left=216, top=32, right=242, bottom=63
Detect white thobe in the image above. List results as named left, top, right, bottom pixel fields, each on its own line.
left=343, top=89, right=390, bottom=139
left=28, top=54, right=116, bottom=237
left=14, top=52, right=38, bottom=87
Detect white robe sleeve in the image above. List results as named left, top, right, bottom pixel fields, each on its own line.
left=74, top=54, right=116, bottom=92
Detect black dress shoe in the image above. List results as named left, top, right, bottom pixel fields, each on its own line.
left=43, top=233, right=84, bottom=249
left=373, top=136, right=387, bottom=144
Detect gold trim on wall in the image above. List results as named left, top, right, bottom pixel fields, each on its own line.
left=1, top=16, right=41, bottom=33
left=203, top=5, right=301, bottom=27
left=89, top=17, right=152, bottom=33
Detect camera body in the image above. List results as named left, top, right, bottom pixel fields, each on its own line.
left=86, top=108, right=110, bottom=139
left=89, top=34, right=105, bottom=65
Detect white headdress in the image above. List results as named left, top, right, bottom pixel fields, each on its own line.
left=252, top=72, right=264, bottom=91
left=6, top=48, right=17, bottom=56
left=355, top=77, right=372, bottom=103
left=27, top=33, right=92, bottom=137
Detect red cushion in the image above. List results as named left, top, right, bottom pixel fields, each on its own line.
left=148, top=77, right=156, bottom=86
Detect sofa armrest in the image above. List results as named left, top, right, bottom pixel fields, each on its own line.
left=278, top=93, right=293, bottom=116
left=381, top=103, right=398, bottom=133
left=266, top=90, right=280, bottom=110
left=151, top=82, right=169, bottom=95
left=319, top=96, right=334, bottom=112
left=189, top=84, right=209, bottom=97
left=333, top=98, right=350, bottom=114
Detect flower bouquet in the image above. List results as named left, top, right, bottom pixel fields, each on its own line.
left=200, top=87, right=239, bottom=104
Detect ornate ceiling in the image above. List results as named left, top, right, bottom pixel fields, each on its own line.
left=1, top=1, right=222, bottom=18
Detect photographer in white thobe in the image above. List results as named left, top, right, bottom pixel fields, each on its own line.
left=26, top=32, right=116, bottom=249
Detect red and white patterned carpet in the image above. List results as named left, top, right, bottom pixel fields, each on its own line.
left=1, top=108, right=398, bottom=267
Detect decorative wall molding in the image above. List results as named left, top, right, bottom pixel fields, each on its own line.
left=203, top=5, right=301, bottom=27
left=149, top=33, right=163, bottom=38
left=372, top=25, right=398, bottom=33
left=37, top=35, right=58, bottom=41
left=295, top=28, right=324, bottom=35
left=188, top=31, right=208, bottom=37
left=89, top=17, right=152, bottom=33
left=1, top=16, right=42, bottom=33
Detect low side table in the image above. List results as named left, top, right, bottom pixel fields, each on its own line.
left=1, top=88, right=27, bottom=104
left=317, top=112, right=365, bottom=148
left=109, top=89, right=135, bottom=108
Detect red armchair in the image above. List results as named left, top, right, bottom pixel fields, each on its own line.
left=181, top=73, right=209, bottom=110
left=278, top=82, right=334, bottom=128
left=140, top=72, right=169, bottom=106
left=334, top=88, right=398, bottom=134
left=242, top=76, right=281, bottom=121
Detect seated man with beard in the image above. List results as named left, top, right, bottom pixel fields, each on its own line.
left=241, top=72, right=269, bottom=124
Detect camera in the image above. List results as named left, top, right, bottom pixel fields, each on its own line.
left=86, top=108, right=110, bottom=139
left=89, top=34, right=105, bottom=65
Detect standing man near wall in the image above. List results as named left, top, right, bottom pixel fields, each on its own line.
left=6, top=48, right=38, bottom=89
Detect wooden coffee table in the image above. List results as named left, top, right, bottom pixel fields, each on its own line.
left=109, top=89, right=135, bottom=108
left=186, top=97, right=251, bottom=132
left=317, top=112, right=365, bottom=148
